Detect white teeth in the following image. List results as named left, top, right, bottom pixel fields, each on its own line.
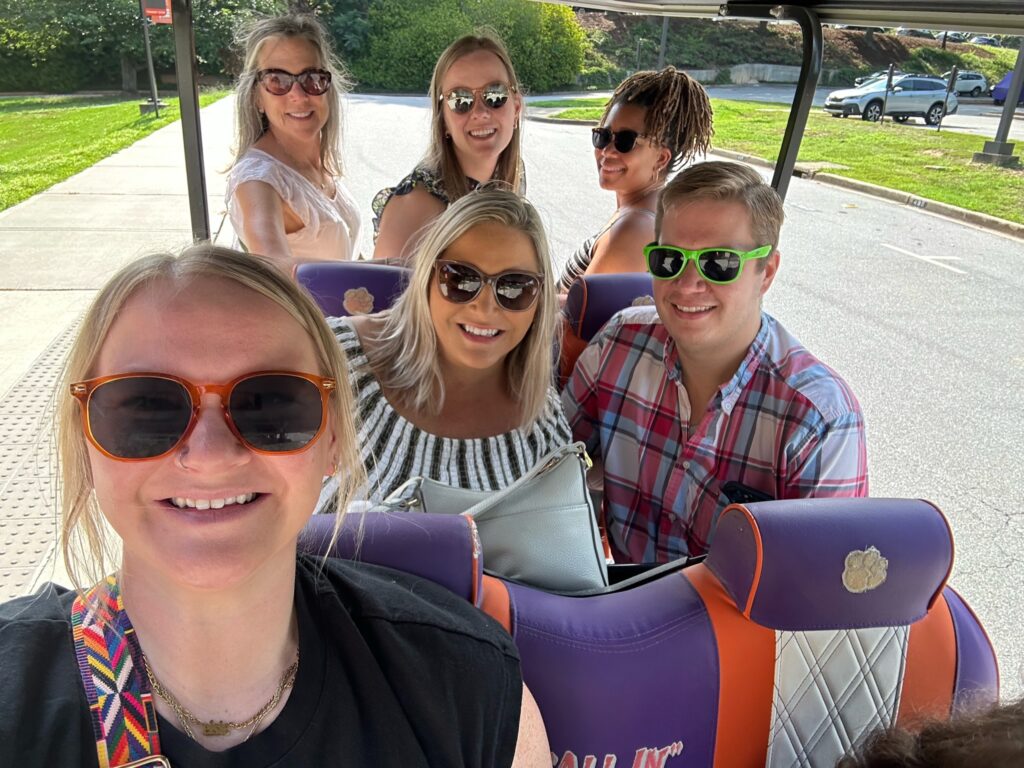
left=469, top=128, right=496, bottom=137
left=673, top=304, right=714, bottom=313
left=289, top=111, right=312, bottom=118
left=461, top=324, right=500, bottom=337
left=170, top=493, right=257, bottom=510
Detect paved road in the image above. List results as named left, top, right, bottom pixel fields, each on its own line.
left=1, top=93, right=1022, bottom=698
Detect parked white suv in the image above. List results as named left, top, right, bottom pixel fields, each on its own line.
left=942, top=70, right=988, bottom=97
left=824, top=74, right=959, bottom=125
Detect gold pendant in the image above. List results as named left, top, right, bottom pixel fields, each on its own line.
left=201, top=721, right=232, bottom=737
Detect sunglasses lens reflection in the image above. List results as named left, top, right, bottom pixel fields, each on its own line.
left=698, top=251, right=742, bottom=283
left=88, top=377, right=192, bottom=459
left=437, top=263, right=540, bottom=311
left=438, top=263, right=484, bottom=302
left=229, top=375, right=325, bottom=452
left=591, top=128, right=640, bottom=153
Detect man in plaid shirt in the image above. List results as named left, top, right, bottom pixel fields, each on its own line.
left=563, top=162, right=867, bottom=563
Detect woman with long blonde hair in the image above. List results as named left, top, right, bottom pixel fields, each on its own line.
left=225, top=14, right=362, bottom=269
left=371, top=33, right=525, bottom=263
left=0, top=245, right=548, bottom=765
left=320, top=187, right=569, bottom=511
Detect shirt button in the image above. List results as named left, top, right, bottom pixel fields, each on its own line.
left=683, top=461, right=691, bottom=470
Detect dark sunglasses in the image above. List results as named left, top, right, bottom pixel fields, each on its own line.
left=441, top=82, right=515, bottom=115
left=643, top=243, right=774, bottom=285
left=435, top=259, right=542, bottom=312
left=256, top=68, right=332, bottom=96
left=591, top=127, right=650, bottom=153
left=70, top=371, right=335, bottom=461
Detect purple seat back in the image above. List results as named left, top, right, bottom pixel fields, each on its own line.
left=298, top=512, right=482, bottom=606
left=707, top=498, right=954, bottom=630
left=483, top=498, right=998, bottom=767
left=563, top=272, right=655, bottom=341
left=294, top=261, right=409, bottom=317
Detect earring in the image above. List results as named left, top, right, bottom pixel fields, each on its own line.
left=444, top=131, right=451, bottom=140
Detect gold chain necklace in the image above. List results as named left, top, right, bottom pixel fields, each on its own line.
left=146, top=651, right=299, bottom=742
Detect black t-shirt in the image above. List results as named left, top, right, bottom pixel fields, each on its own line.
left=0, top=555, right=521, bottom=767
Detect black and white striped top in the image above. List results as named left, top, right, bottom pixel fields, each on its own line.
left=318, top=317, right=572, bottom=510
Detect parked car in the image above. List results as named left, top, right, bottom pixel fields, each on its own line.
left=970, top=35, right=1001, bottom=46
left=934, top=30, right=969, bottom=43
left=991, top=72, right=1024, bottom=105
left=824, top=74, right=959, bottom=124
left=942, top=70, right=988, bottom=96
left=896, top=28, right=934, bottom=39
left=854, top=69, right=903, bottom=86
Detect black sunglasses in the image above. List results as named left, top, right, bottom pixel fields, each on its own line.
left=441, top=82, right=515, bottom=115
left=591, top=127, right=651, bottom=153
left=70, top=372, right=334, bottom=460
left=435, top=260, right=542, bottom=312
left=256, top=68, right=332, bottom=97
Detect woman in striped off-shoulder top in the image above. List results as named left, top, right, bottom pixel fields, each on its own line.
left=318, top=187, right=570, bottom=511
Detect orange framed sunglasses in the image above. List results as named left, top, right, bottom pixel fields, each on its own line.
left=70, top=371, right=335, bottom=461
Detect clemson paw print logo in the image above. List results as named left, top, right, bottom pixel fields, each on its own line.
left=631, top=295, right=655, bottom=307
left=842, top=546, right=888, bottom=593
left=342, top=287, right=375, bottom=315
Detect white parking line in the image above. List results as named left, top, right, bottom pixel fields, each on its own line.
left=881, top=243, right=967, bottom=274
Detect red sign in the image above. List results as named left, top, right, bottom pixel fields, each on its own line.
left=143, top=0, right=172, bottom=24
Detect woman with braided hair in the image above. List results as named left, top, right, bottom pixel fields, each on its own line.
left=559, top=67, right=714, bottom=290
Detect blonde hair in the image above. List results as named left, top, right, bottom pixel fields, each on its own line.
left=371, top=187, right=558, bottom=425
left=56, top=245, right=365, bottom=590
left=423, top=33, right=524, bottom=199
left=603, top=66, right=714, bottom=177
left=230, top=14, right=352, bottom=176
left=656, top=161, right=785, bottom=250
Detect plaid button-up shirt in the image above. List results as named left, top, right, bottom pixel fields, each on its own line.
left=563, top=307, right=868, bottom=563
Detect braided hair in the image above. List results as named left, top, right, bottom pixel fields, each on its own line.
left=603, top=66, right=713, bottom=175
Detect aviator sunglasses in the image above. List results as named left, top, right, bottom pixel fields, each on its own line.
left=643, top=243, right=774, bottom=285
left=256, top=68, right=332, bottom=96
left=435, top=259, right=542, bottom=312
left=591, top=127, right=650, bottom=154
left=440, top=82, right=515, bottom=115
left=71, top=371, right=335, bottom=461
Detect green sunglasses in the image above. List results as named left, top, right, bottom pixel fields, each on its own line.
left=643, top=242, right=773, bottom=285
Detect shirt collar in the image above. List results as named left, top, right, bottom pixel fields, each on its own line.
left=662, top=313, right=773, bottom=415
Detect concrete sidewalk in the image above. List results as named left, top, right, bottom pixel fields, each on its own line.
left=0, top=95, right=237, bottom=599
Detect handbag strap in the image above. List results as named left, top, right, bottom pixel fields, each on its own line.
left=71, top=575, right=165, bottom=768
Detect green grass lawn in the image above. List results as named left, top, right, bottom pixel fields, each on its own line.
left=542, top=98, right=1024, bottom=226
left=0, top=91, right=229, bottom=212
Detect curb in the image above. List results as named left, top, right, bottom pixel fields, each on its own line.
left=526, top=113, right=1024, bottom=241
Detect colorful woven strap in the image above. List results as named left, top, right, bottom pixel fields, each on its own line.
left=71, top=575, right=164, bottom=768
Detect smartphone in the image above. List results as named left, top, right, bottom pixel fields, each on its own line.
left=721, top=481, right=774, bottom=505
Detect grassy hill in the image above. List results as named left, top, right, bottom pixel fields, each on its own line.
left=578, top=13, right=1020, bottom=89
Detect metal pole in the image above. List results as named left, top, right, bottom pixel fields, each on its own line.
left=994, top=46, right=1024, bottom=146
left=657, top=17, right=669, bottom=70
left=938, top=64, right=956, bottom=133
left=139, top=3, right=161, bottom=117
left=171, top=0, right=210, bottom=242
left=880, top=62, right=894, bottom=126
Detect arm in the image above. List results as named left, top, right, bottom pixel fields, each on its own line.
left=511, top=684, right=550, bottom=768
left=784, top=410, right=869, bottom=498
left=586, top=210, right=656, bottom=276
left=372, top=187, right=446, bottom=264
left=561, top=339, right=605, bottom=463
left=230, top=180, right=300, bottom=272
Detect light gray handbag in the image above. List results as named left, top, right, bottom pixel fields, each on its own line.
left=379, top=442, right=609, bottom=592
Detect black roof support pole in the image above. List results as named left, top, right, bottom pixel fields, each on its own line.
left=171, top=0, right=210, bottom=242
left=719, top=3, right=822, bottom=200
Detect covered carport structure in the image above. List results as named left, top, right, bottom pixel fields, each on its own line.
left=165, top=0, right=1024, bottom=242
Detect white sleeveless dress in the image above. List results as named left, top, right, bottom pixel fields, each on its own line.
left=225, top=148, right=362, bottom=261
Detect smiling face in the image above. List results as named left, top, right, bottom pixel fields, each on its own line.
left=595, top=101, right=671, bottom=195
left=255, top=35, right=328, bottom=145
left=653, top=198, right=779, bottom=368
left=87, top=277, right=334, bottom=590
left=439, top=50, right=521, bottom=176
left=429, top=221, right=539, bottom=378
